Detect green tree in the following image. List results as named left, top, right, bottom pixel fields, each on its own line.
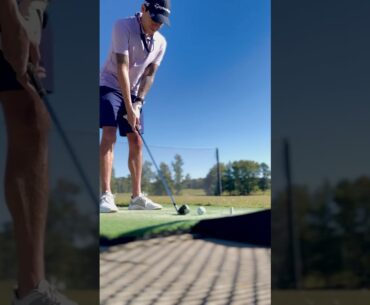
left=125, top=176, right=132, bottom=193
left=151, top=162, right=174, bottom=195
left=46, top=179, right=98, bottom=289
left=142, top=161, right=155, bottom=193
left=258, top=162, right=271, bottom=191
left=271, top=184, right=312, bottom=288
left=204, top=163, right=225, bottom=195
left=183, top=176, right=205, bottom=189
left=182, top=173, right=192, bottom=189
left=116, top=176, right=131, bottom=193
left=332, top=176, right=370, bottom=288
left=223, top=162, right=235, bottom=195
left=192, top=178, right=205, bottom=189
left=232, top=160, right=260, bottom=195
left=172, top=154, right=184, bottom=195
left=110, top=167, right=118, bottom=193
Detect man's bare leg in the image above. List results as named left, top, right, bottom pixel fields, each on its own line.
left=99, top=127, right=117, bottom=194
left=127, top=132, right=143, bottom=198
left=0, top=90, right=50, bottom=298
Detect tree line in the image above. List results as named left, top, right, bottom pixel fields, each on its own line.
left=272, top=176, right=370, bottom=289
left=111, top=154, right=271, bottom=195
left=0, top=179, right=98, bottom=288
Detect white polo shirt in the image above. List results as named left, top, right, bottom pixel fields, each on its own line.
left=100, top=14, right=167, bottom=96
left=0, top=0, right=48, bottom=50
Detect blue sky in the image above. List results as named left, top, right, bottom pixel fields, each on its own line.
left=100, top=0, right=271, bottom=178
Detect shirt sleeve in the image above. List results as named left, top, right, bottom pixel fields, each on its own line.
left=152, top=38, right=167, bottom=66
left=27, top=0, right=48, bottom=21
left=29, top=0, right=48, bottom=12
left=112, top=19, right=130, bottom=56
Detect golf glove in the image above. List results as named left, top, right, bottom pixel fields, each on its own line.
left=132, top=101, right=142, bottom=118
left=123, top=101, right=142, bottom=120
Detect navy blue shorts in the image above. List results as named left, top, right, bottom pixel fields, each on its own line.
left=99, top=86, right=144, bottom=137
left=0, top=51, right=23, bottom=92
left=0, top=22, right=53, bottom=93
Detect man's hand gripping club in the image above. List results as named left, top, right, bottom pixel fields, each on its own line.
left=124, top=100, right=142, bottom=131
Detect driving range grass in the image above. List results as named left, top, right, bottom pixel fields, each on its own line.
left=114, top=192, right=270, bottom=208
left=273, top=290, right=370, bottom=305
left=100, top=194, right=270, bottom=240
left=0, top=281, right=98, bottom=305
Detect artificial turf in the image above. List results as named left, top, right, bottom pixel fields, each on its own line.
left=100, top=204, right=264, bottom=240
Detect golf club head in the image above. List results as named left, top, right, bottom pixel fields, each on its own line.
left=178, top=204, right=190, bottom=215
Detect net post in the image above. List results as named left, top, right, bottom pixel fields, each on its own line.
left=284, top=138, right=302, bottom=288
left=216, top=148, right=222, bottom=196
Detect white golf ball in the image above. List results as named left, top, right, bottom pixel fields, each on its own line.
left=197, top=206, right=206, bottom=215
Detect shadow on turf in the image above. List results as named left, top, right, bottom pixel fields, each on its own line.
left=191, top=209, right=271, bottom=247
left=100, top=234, right=268, bottom=305
left=100, top=210, right=271, bottom=248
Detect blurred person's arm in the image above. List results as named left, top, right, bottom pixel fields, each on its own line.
left=1, top=0, right=49, bottom=103
left=0, top=0, right=48, bottom=73
left=0, top=0, right=20, bottom=24
left=0, top=0, right=31, bottom=76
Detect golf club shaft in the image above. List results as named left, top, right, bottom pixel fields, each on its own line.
left=27, top=64, right=98, bottom=209
left=136, top=128, right=178, bottom=210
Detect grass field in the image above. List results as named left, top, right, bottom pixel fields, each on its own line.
left=272, top=290, right=370, bottom=305
left=113, top=192, right=271, bottom=208
left=0, top=281, right=98, bottom=305
left=101, top=193, right=270, bottom=240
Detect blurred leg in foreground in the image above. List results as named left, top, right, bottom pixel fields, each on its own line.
left=1, top=1, right=77, bottom=304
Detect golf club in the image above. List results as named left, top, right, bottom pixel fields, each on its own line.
left=135, top=126, right=190, bottom=215
left=27, top=64, right=98, bottom=209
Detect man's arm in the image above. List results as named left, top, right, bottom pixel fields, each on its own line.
left=0, top=0, right=19, bottom=24
left=0, top=0, right=32, bottom=78
left=116, top=53, right=138, bottom=129
left=1, top=0, right=46, bottom=76
left=136, top=63, right=159, bottom=100
left=0, top=0, right=25, bottom=37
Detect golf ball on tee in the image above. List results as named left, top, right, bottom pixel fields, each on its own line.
left=197, top=206, right=206, bottom=215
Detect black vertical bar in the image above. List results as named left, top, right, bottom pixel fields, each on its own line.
left=284, top=138, right=302, bottom=288
left=216, top=148, right=222, bottom=196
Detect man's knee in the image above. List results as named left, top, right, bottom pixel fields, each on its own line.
left=29, top=106, right=51, bottom=139
left=128, top=133, right=142, bottom=152
left=13, top=104, right=50, bottom=145
left=101, top=128, right=117, bottom=145
left=2, top=91, right=51, bottom=142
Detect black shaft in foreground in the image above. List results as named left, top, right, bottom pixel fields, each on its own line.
left=27, top=64, right=98, bottom=210
left=136, top=127, right=185, bottom=214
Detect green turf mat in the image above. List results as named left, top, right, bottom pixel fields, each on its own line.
left=100, top=205, right=263, bottom=240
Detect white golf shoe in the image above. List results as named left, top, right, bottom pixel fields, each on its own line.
left=12, top=280, right=77, bottom=305
left=99, top=192, right=119, bottom=213
left=128, top=193, right=162, bottom=210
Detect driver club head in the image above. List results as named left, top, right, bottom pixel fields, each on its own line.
left=177, top=204, right=190, bottom=215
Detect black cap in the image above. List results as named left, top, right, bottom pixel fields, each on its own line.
left=144, top=0, right=171, bottom=26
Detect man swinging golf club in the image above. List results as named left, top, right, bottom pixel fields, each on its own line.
left=99, top=0, right=171, bottom=212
